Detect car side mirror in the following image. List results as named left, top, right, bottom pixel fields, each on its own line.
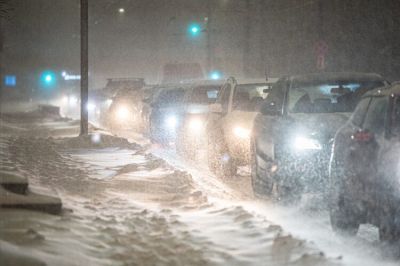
left=261, top=101, right=281, bottom=116
left=209, top=103, right=223, bottom=113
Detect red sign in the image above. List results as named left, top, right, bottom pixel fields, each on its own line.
left=315, top=40, right=329, bottom=70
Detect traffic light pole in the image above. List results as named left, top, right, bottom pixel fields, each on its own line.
left=80, top=0, right=89, bottom=136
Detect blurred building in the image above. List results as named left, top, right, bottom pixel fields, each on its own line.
left=2, top=0, right=400, bottom=101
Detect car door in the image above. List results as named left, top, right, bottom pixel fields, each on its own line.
left=208, top=82, right=231, bottom=131
left=218, top=81, right=234, bottom=133
left=254, top=77, right=288, bottom=160
left=348, top=96, right=389, bottom=203
left=376, top=95, right=400, bottom=203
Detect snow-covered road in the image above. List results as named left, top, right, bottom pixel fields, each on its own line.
left=0, top=114, right=399, bottom=266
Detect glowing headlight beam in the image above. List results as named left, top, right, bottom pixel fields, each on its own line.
left=166, top=116, right=178, bottom=128
left=188, top=118, right=204, bottom=132
left=294, top=136, right=322, bottom=150
left=116, top=106, right=130, bottom=121
left=69, top=96, right=78, bottom=106
left=234, top=127, right=251, bottom=139
left=87, top=102, right=96, bottom=111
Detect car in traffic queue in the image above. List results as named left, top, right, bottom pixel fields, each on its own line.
left=207, top=77, right=275, bottom=178
left=175, top=81, right=223, bottom=159
left=328, top=83, right=400, bottom=241
left=149, top=85, right=188, bottom=144
left=140, top=85, right=164, bottom=135
left=251, top=72, right=388, bottom=199
left=100, top=78, right=146, bottom=131
left=106, top=87, right=146, bottom=132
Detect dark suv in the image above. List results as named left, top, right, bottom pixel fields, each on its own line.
left=328, top=84, right=400, bottom=241
left=251, top=72, right=387, bottom=199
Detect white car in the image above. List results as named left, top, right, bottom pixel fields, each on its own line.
left=207, top=77, right=277, bottom=178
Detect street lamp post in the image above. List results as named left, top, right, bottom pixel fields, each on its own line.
left=80, top=0, right=89, bottom=136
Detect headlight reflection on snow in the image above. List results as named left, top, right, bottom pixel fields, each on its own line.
left=90, top=133, right=101, bottom=143
left=293, top=136, right=322, bottom=150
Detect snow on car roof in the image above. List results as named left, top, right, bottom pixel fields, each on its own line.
left=364, top=83, right=400, bottom=97
left=290, top=72, right=385, bottom=83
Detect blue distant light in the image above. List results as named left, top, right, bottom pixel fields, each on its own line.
left=4, top=75, right=16, bottom=87
left=210, top=71, right=221, bottom=80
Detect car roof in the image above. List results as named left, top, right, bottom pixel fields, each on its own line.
left=290, top=72, right=385, bottom=83
left=364, top=83, right=400, bottom=97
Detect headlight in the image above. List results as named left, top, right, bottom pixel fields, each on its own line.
left=188, top=118, right=204, bottom=132
left=62, top=95, right=69, bottom=104
left=106, top=99, right=113, bottom=106
left=294, top=136, right=322, bottom=150
left=165, top=115, right=178, bottom=128
left=115, top=105, right=130, bottom=121
left=233, top=126, right=250, bottom=139
left=69, top=96, right=78, bottom=106
left=87, top=102, right=96, bottom=111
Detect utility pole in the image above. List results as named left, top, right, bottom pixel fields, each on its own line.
left=243, top=0, right=250, bottom=77
left=80, top=0, right=88, bottom=136
left=206, top=0, right=213, bottom=74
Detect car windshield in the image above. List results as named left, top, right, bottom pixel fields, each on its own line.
left=189, top=85, right=221, bottom=104
left=233, top=83, right=268, bottom=111
left=153, top=88, right=185, bottom=107
left=288, top=80, right=385, bottom=113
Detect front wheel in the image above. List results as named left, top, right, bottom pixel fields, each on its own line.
left=250, top=138, right=273, bottom=198
left=379, top=209, right=400, bottom=243
left=214, top=136, right=237, bottom=179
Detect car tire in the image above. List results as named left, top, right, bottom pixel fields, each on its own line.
left=214, top=134, right=237, bottom=179
left=329, top=157, right=360, bottom=236
left=379, top=209, right=400, bottom=243
left=250, top=138, right=274, bottom=198
left=207, top=133, right=218, bottom=173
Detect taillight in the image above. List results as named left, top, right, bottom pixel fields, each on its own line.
left=351, top=130, right=374, bottom=142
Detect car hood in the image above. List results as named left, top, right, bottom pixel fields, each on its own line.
left=287, top=112, right=351, bottom=141
left=186, top=104, right=210, bottom=114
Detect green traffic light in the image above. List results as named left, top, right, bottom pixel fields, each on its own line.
left=188, top=23, right=200, bottom=37
left=40, top=70, right=56, bottom=89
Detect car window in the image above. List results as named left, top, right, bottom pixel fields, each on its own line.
left=154, top=88, right=185, bottom=107
left=288, top=80, right=385, bottom=113
left=188, top=85, right=221, bottom=104
left=351, top=97, right=371, bottom=127
left=362, top=96, right=388, bottom=134
left=263, top=78, right=286, bottom=110
left=232, top=84, right=267, bottom=111
left=220, top=84, right=232, bottom=112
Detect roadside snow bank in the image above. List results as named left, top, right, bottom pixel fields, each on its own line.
left=0, top=114, right=339, bottom=266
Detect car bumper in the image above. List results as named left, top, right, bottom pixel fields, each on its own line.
left=258, top=148, right=331, bottom=191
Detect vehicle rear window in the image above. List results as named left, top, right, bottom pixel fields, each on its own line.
left=362, top=96, right=388, bottom=134
left=351, top=97, right=371, bottom=127
left=154, top=89, right=185, bottom=107
left=189, top=85, right=221, bottom=104
left=288, top=80, right=385, bottom=113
